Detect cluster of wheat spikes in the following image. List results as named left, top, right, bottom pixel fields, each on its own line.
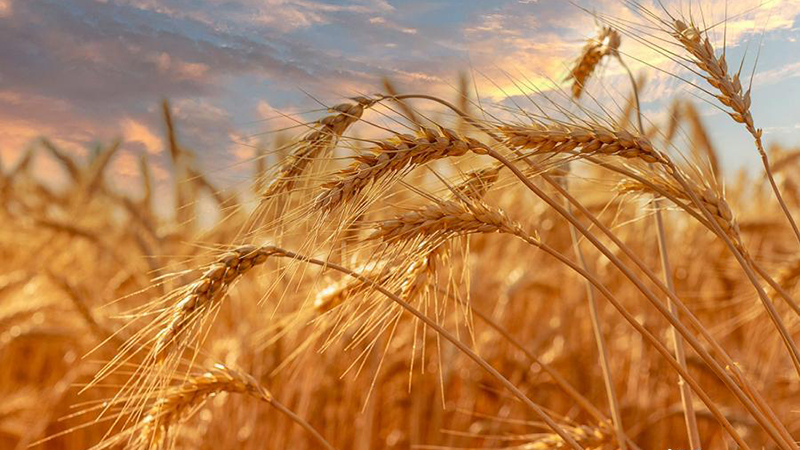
left=2, top=4, right=799, bottom=450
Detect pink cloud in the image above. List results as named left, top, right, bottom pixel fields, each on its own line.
left=122, top=119, right=162, bottom=155
left=153, top=52, right=210, bottom=81
left=0, top=0, right=12, bottom=18
left=369, top=16, right=417, bottom=34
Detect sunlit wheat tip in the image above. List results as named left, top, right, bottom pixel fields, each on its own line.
left=671, top=20, right=757, bottom=135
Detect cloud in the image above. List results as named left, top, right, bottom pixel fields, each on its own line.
left=122, top=119, right=162, bottom=155
left=0, top=0, right=391, bottom=184
left=0, top=119, right=44, bottom=167
left=227, top=131, right=256, bottom=163
left=111, top=149, right=143, bottom=179
left=256, top=100, right=302, bottom=132
left=0, top=89, right=96, bottom=164
left=457, top=6, right=578, bottom=99
left=114, top=0, right=395, bottom=32
left=465, top=12, right=538, bottom=36
left=1, top=0, right=798, bottom=188
left=369, top=16, right=417, bottom=34
left=0, top=0, right=11, bottom=18
left=755, top=60, right=800, bottom=86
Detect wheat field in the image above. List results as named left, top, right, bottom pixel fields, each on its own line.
left=1, top=4, right=799, bottom=450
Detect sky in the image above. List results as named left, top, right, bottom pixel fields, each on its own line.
left=1, top=0, right=799, bottom=194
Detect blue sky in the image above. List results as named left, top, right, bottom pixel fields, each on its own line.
left=1, top=0, right=799, bottom=191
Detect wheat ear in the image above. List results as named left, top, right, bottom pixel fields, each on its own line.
left=617, top=177, right=743, bottom=251
left=314, top=127, right=490, bottom=211
left=153, top=245, right=283, bottom=362
left=500, top=123, right=665, bottom=164
left=672, top=19, right=800, bottom=244
left=368, top=198, right=519, bottom=243
left=566, top=25, right=621, bottom=99
left=262, top=96, right=376, bottom=199
left=134, top=364, right=336, bottom=450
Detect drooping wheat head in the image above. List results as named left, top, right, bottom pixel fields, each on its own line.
left=262, top=97, right=378, bottom=200
left=314, top=127, right=490, bottom=211
left=671, top=20, right=758, bottom=139
left=153, top=245, right=284, bottom=363
left=616, top=175, right=743, bottom=251
left=368, top=198, right=521, bottom=244
left=566, top=25, right=621, bottom=99
left=128, top=364, right=271, bottom=449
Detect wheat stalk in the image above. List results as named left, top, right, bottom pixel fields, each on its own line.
left=566, top=25, right=621, bottom=99
left=131, top=364, right=336, bottom=450
left=500, top=123, right=665, bottom=164
left=671, top=19, right=800, bottom=244
left=262, top=97, right=377, bottom=200
left=314, top=127, right=490, bottom=211
left=153, top=245, right=284, bottom=362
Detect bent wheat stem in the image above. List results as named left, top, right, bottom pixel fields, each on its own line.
left=261, top=245, right=586, bottom=450
left=672, top=19, right=800, bottom=246
left=489, top=148, right=794, bottom=450
left=618, top=47, right=701, bottom=448
left=395, top=93, right=793, bottom=448
left=406, top=199, right=748, bottom=450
